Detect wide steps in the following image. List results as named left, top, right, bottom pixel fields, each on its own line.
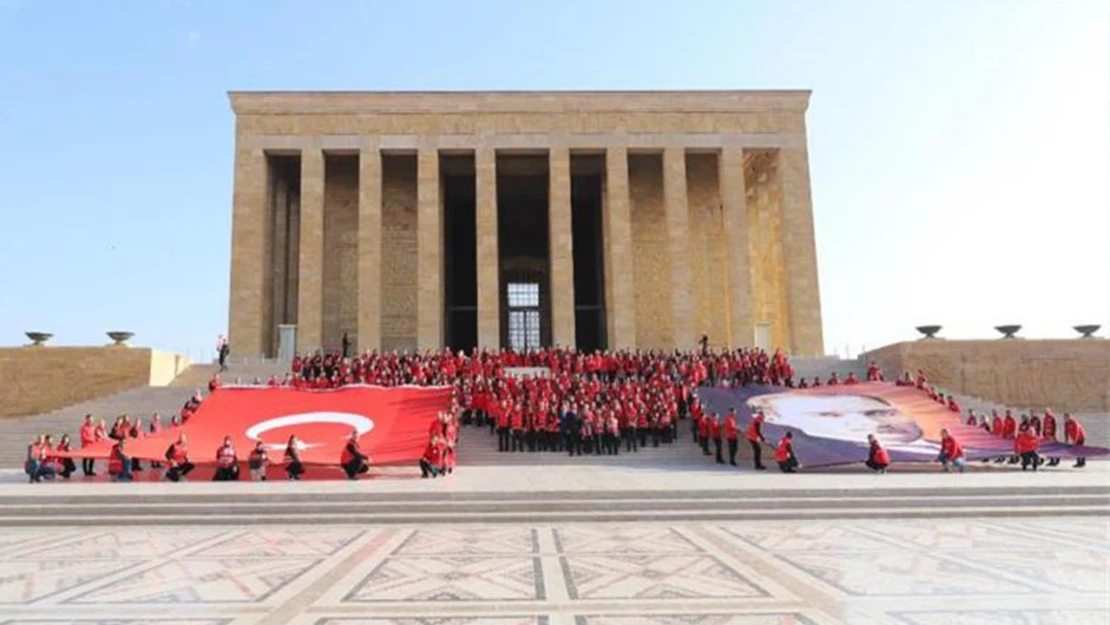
left=2, top=486, right=1105, bottom=526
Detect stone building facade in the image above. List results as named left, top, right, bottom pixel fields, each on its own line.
left=227, top=91, right=824, bottom=357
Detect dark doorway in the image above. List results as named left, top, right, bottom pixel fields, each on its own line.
left=571, top=155, right=607, bottom=351
left=442, top=155, right=477, bottom=352
left=497, top=154, right=551, bottom=348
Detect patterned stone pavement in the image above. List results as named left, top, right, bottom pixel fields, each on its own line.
left=0, top=517, right=1105, bottom=625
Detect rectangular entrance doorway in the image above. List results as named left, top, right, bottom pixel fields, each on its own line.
left=506, top=282, right=542, bottom=350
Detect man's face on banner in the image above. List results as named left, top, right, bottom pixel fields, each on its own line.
left=748, top=393, right=924, bottom=445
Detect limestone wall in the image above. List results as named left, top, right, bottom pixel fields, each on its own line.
left=865, top=340, right=1110, bottom=413
left=0, top=347, right=192, bottom=418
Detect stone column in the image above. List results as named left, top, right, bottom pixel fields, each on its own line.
left=719, top=148, right=754, bottom=348
left=475, top=147, right=500, bottom=349
left=549, top=147, right=576, bottom=348
left=663, top=147, right=694, bottom=349
left=270, top=175, right=289, bottom=346
left=778, top=146, right=824, bottom=355
left=604, top=146, right=636, bottom=349
left=416, top=146, right=443, bottom=350
left=357, top=145, right=382, bottom=352
left=228, top=147, right=268, bottom=357
left=296, top=148, right=325, bottom=353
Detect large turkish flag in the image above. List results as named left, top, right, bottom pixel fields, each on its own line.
left=73, top=385, right=452, bottom=466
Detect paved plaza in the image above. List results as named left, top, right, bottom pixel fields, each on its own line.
left=0, top=516, right=1105, bottom=625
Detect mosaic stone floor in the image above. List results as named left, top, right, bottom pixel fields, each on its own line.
left=0, top=517, right=1106, bottom=625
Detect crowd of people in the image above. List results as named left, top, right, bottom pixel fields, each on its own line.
left=683, top=365, right=1092, bottom=475
left=23, top=348, right=1093, bottom=482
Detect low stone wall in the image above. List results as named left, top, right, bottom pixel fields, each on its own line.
left=864, top=340, right=1110, bottom=413
left=0, top=347, right=192, bottom=417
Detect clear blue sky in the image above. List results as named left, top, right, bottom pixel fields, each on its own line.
left=1, top=0, right=1107, bottom=362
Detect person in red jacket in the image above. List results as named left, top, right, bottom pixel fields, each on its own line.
left=1014, top=425, right=1040, bottom=471
left=164, top=434, right=195, bottom=482
left=746, top=411, right=768, bottom=471
left=1064, top=413, right=1087, bottom=468
left=965, top=409, right=978, bottom=427
left=420, top=435, right=445, bottom=478
left=709, top=414, right=723, bottom=464
left=866, top=361, right=883, bottom=382
left=79, top=414, right=98, bottom=477
left=723, top=409, right=739, bottom=466
left=341, top=430, right=369, bottom=480
left=698, top=412, right=712, bottom=456
left=990, top=410, right=1004, bottom=436
left=213, top=435, right=240, bottom=481
left=865, top=433, right=890, bottom=474
left=774, top=432, right=798, bottom=473
left=108, top=438, right=133, bottom=482
left=1002, top=410, right=1017, bottom=439
left=937, top=428, right=965, bottom=473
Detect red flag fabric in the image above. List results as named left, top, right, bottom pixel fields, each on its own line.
left=69, top=385, right=451, bottom=466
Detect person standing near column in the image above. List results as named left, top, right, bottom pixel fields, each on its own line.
left=746, top=410, right=768, bottom=470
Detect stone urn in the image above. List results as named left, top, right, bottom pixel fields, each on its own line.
left=915, top=325, right=942, bottom=340
left=106, top=331, right=134, bottom=346
left=1074, top=324, right=1102, bottom=339
left=994, top=325, right=1022, bottom=339
left=24, top=332, right=52, bottom=346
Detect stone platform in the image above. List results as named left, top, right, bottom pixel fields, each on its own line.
left=0, top=516, right=1105, bottom=624
left=2, top=461, right=1107, bottom=526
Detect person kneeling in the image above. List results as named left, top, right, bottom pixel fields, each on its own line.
left=108, top=439, right=133, bottom=482
left=774, top=432, right=799, bottom=473
left=865, top=434, right=890, bottom=474
left=248, top=441, right=269, bottom=481
left=420, top=435, right=446, bottom=478
left=284, top=436, right=305, bottom=481
left=164, top=434, right=195, bottom=482
left=213, top=436, right=240, bottom=481
left=1015, top=426, right=1040, bottom=472
left=937, top=428, right=966, bottom=473
left=341, top=431, right=370, bottom=480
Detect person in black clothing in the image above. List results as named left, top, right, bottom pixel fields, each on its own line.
left=341, top=332, right=351, bottom=359
left=56, top=434, right=77, bottom=479
left=284, top=435, right=305, bottom=480
left=341, top=431, right=369, bottom=480
left=563, top=403, right=581, bottom=457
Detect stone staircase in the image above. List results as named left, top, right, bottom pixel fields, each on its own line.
left=788, top=355, right=869, bottom=383
left=0, top=483, right=1104, bottom=526
left=457, top=423, right=706, bottom=467
left=0, top=386, right=195, bottom=468
left=0, top=360, right=296, bottom=469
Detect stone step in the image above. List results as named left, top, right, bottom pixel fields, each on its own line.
left=3, top=493, right=1105, bottom=517
left=1, top=504, right=1104, bottom=526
